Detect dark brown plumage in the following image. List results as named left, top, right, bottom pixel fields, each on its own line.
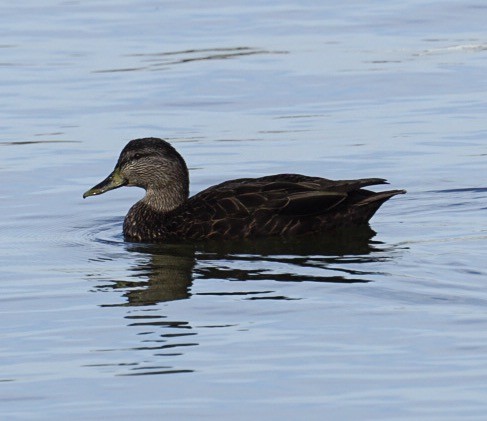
left=83, top=137, right=405, bottom=243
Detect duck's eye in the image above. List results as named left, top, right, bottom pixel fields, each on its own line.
left=133, top=153, right=142, bottom=160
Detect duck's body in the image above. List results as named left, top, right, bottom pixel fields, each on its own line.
left=123, top=174, right=403, bottom=242
left=84, top=138, right=405, bottom=243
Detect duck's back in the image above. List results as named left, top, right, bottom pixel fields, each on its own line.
left=161, top=174, right=405, bottom=240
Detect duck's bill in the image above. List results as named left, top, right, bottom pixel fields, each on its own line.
left=83, top=168, right=127, bottom=198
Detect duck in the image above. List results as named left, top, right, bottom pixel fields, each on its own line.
left=83, top=137, right=405, bottom=242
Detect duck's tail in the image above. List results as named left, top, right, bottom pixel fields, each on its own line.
left=354, top=189, right=406, bottom=223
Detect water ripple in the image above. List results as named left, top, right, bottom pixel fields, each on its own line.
left=73, top=218, right=124, bottom=248
left=92, top=46, right=287, bottom=73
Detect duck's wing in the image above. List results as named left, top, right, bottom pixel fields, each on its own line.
left=187, top=174, right=394, bottom=219
left=179, top=174, right=403, bottom=238
left=211, top=174, right=390, bottom=195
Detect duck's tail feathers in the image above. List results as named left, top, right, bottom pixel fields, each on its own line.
left=354, top=189, right=406, bottom=223
left=357, top=189, right=406, bottom=206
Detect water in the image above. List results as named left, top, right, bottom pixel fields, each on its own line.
left=1, top=0, right=486, bottom=419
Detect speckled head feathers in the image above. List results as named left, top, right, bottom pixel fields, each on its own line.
left=117, top=138, right=187, bottom=172
left=115, top=137, right=189, bottom=196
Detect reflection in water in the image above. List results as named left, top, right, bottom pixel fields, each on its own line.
left=104, top=244, right=196, bottom=305
left=97, top=225, right=384, bottom=306
left=89, top=226, right=396, bottom=376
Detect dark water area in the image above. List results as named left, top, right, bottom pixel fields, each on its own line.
left=1, top=1, right=486, bottom=419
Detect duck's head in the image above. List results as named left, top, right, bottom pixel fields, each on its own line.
left=83, top=138, right=189, bottom=207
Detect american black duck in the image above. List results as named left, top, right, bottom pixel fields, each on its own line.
left=83, top=137, right=405, bottom=242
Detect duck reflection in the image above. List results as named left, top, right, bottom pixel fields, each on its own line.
left=104, top=226, right=383, bottom=306
left=89, top=227, right=394, bottom=376
left=119, top=243, right=195, bottom=305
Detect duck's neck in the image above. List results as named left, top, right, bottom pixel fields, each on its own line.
left=123, top=187, right=187, bottom=242
left=143, top=184, right=188, bottom=213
